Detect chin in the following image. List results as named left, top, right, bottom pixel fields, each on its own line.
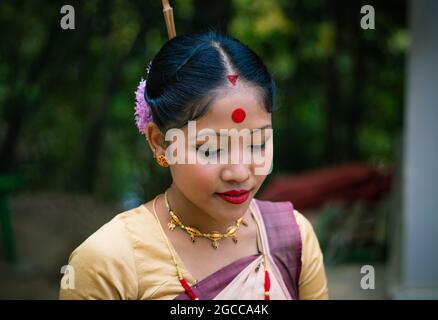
left=212, top=199, right=251, bottom=218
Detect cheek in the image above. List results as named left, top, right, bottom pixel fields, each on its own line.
left=171, top=164, right=220, bottom=192
left=253, top=173, right=267, bottom=188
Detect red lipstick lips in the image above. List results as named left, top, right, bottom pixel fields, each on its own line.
left=216, top=189, right=251, bottom=204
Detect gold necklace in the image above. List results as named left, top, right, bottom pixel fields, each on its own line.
left=164, top=190, right=247, bottom=249
left=151, top=194, right=272, bottom=300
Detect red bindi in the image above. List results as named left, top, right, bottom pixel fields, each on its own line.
left=231, top=108, right=246, bottom=123
left=227, top=75, right=238, bottom=86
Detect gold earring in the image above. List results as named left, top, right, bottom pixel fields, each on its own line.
left=156, top=154, right=169, bottom=167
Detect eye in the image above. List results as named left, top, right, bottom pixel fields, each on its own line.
left=196, top=146, right=222, bottom=157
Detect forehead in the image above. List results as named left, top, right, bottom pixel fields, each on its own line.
left=194, top=85, right=271, bottom=131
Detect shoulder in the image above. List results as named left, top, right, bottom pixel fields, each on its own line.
left=60, top=206, right=152, bottom=299
left=68, top=206, right=145, bottom=263
left=293, top=210, right=316, bottom=241
left=292, top=211, right=329, bottom=299
left=251, top=199, right=328, bottom=299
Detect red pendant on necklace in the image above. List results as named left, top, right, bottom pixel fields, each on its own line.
left=264, top=270, right=271, bottom=300
left=179, top=278, right=199, bottom=300
left=231, top=108, right=246, bottom=123
left=227, top=74, right=239, bottom=86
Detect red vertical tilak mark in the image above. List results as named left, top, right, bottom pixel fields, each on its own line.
left=227, top=75, right=238, bottom=86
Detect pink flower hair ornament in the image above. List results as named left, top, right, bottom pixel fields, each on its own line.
left=134, top=62, right=153, bottom=135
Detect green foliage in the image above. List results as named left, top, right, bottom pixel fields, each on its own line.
left=0, top=0, right=407, bottom=206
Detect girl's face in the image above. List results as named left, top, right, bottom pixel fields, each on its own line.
left=168, top=85, right=273, bottom=222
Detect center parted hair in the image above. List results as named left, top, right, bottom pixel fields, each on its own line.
left=144, top=31, right=276, bottom=133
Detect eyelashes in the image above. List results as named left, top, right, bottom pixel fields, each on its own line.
left=195, top=143, right=266, bottom=157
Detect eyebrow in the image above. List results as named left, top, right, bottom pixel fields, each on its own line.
left=195, top=125, right=272, bottom=139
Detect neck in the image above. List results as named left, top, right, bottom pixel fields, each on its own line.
left=165, top=184, right=249, bottom=233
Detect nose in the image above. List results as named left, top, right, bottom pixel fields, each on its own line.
left=220, top=163, right=250, bottom=184
left=220, top=140, right=252, bottom=183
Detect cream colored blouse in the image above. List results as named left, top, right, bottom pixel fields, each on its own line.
left=59, top=204, right=328, bottom=300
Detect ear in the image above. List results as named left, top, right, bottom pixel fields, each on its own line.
left=146, top=122, right=167, bottom=156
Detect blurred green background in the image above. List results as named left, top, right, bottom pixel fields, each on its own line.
left=0, top=0, right=406, bottom=202
left=0, top=0, right=407, bottom=299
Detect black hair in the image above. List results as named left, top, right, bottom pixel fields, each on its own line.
left=145, top=31, right=275, bottom=133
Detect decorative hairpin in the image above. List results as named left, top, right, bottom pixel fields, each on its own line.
left=162, top=0, right=176, bottom=39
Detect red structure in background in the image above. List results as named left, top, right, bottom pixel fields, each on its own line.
left=259, top=163, right=393, bottom=211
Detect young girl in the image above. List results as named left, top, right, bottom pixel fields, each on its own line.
left=59, top=31, right=328, bottom=300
